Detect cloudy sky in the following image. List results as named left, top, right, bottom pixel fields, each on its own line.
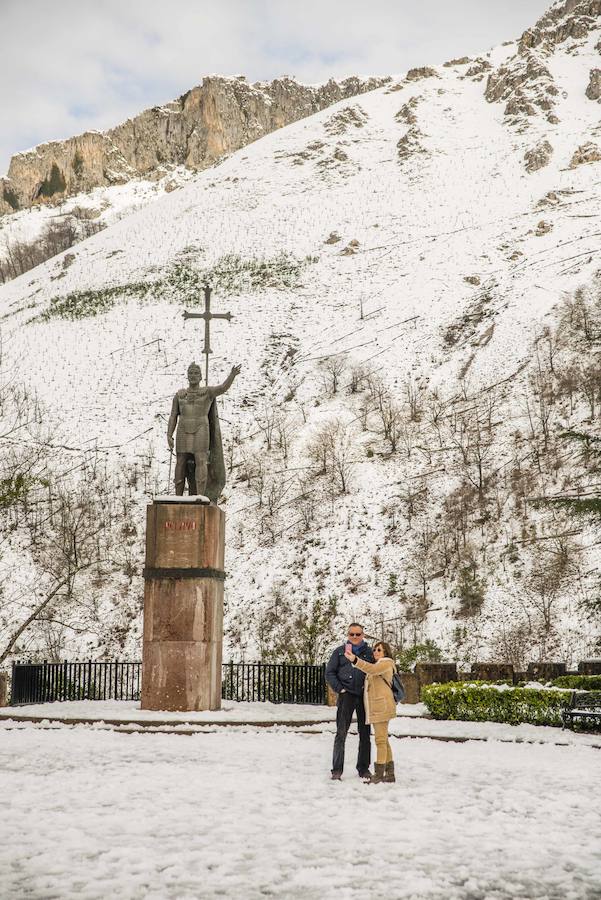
left=1, top=0, right=551, bottom=175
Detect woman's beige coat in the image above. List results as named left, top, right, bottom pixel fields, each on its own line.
left=352, top=656, right=397, bottom=724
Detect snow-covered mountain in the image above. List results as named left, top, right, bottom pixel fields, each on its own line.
left=0, top=74, right=387, bottom=284
left=0, top=74, right=388, bottom=216
left=1, top=0, right=601, bottom=667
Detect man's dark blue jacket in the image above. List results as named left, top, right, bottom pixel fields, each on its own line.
left=325, top=642, right=374, bottom=696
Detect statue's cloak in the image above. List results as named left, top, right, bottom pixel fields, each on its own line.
left=206, top=397, right=226, bottom=503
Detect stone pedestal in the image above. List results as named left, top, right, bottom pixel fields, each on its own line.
left=141, top=498, right=225, bottom=712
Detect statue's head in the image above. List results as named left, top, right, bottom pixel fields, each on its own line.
left=187, top=362, right=202, bottom=387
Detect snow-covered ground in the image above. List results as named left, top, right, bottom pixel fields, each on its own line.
left=2, top=699, right=600, bottom=747
left=0, top=724, right=599, bottom=899
left=0, top=698, right=342, bottom=724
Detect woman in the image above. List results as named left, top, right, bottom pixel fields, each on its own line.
left=344, top=640, right=397, bottom=783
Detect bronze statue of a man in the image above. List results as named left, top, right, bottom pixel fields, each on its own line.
left=167, top=361, right=241, bottom=501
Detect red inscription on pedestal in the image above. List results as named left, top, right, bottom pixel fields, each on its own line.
left=165, top=521, right=197, bottom=531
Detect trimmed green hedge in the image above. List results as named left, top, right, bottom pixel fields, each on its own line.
left=551, top=675, right=601, bottom=691
left=422, top=682, right=571, bottom=727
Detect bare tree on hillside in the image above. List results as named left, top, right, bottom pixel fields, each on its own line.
left=255, top=402, right=277, bottom=451
left=295, top=476, right=318, bottom=533
left=405, top=521, right=441, bottom=604
left=0, top=216, right=105, bottom=284
left=320, top=355, right=348, bottom=397
left=377, top=399, right=403, bottom=453
left=348, top=363, right=369, bottom=395
left=307, top=418, right=356, bottom=496
left=447, top=393, right=501, bottom=506
left=275, top=413, right=295, bottom=464
left=242, top=452, right=267, bottom=508
left=397, top=481, right=428, bottom=528
left=0, top=486, right=107, bottom=665
left=405, top=377, right=426, bottom=422
left=519, top=538, right=578, bottom=647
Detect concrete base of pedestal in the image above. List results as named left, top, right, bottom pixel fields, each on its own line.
left=141, top=500, right=225, bottom=712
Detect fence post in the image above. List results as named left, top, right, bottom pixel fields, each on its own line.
left=257, top=661, right=262, bottom=703
left=10, top=661, right=16, bottom=705
left=63, top=659, right=68, bottom=702
left=87, top=659, right=92, bottom=700
left=0, top=669, right=8, bottom=706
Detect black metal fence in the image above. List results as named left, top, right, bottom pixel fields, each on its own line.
left=222, top=662, right=326, bottom=705
left=10, top=660, right=327, bottom=706
left=10, top=660, right=142, bottom=705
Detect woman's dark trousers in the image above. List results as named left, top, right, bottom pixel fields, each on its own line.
left=332, top=691, right=371, bottom=774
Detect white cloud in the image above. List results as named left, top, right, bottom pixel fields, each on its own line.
left=0, top=0, right=551, bottom=175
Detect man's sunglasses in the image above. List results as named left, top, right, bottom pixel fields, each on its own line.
left=348, top=632, right=363, bottom=637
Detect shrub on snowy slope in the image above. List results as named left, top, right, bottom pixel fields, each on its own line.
left=422, top=682, right=571, bottom=726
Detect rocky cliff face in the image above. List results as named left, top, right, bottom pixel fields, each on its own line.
left=485, top=0, right=601, bottom=132
left=518, top=0, right=601, bottom=52
left=0, top=74, right=389, bottom=216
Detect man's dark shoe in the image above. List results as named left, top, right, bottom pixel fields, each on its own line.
left=331, top=771, right=342, bottom=780
left=358, top=770, right=372, bottom=781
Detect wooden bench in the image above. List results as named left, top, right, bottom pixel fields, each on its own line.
left=561, top=690, right=601, bottom=731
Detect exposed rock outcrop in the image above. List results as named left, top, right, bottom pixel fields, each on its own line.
left=0, top=74, right=389, bottom=216
left=395, top=97, right=420, bottom=125
left=484, top=0, right=601, bottom=129
left=397, top=129, right=427, bottom=161
left=464, top=58, right=493, bottom=80
left=586, top=68, right=601, bottom=98
left=524, top=140, right=554, bottom=171
left=443, top=56, right=473, bottom=68
left=323, top=105, right=368, bottom=136
left=569, top=141, right=601, bottom=166
left=485, top=54, right=559, bottom=125
left=405, top=67, right=440, bottom=82
left=395, top=96, right=426, bottom=162
left=518, top=0, right=601, bottom=53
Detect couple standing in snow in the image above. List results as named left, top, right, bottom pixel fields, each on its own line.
left=325, top=623, right=397, bottom=784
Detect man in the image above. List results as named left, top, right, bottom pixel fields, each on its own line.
left=167, top=361, right=241, bottom=501
left=325, top=623, right=374, bottom=780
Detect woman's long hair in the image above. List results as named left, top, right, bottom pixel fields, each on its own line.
left=374, top=640, right=394, bottom=659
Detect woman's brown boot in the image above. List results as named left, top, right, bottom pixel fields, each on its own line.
left=384, top=761, right=395, bottom=783
left=369, top=763, right=386, bottom=784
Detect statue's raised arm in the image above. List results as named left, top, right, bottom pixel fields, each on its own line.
left=210, top=364, right=242, bottom=397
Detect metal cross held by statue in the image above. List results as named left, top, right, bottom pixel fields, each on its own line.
left=182, top=284, right=233, bottom=385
